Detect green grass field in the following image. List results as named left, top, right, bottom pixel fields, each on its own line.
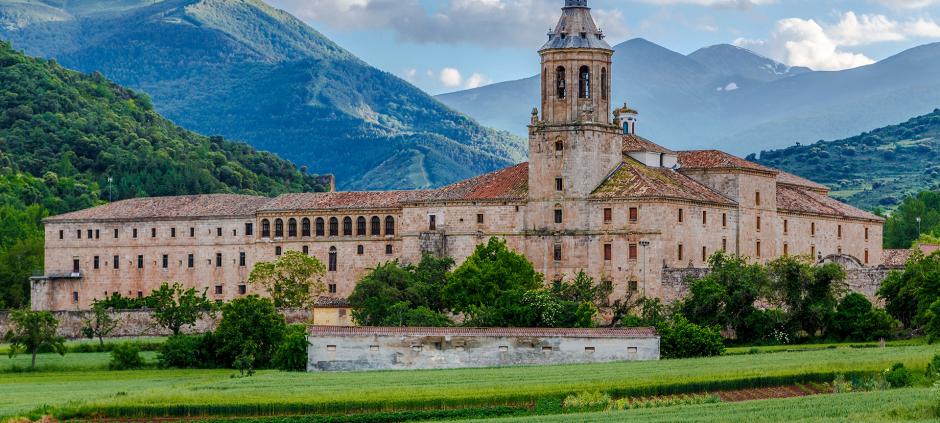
left=467, top=388, right=939, bottom=423
left=1, top=344, right=938, bottom=420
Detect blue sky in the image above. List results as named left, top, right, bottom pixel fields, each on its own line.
left=265, top=0, right=940, bottom=94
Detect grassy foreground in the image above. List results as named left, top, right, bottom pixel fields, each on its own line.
left=1, top=344, right=938, bottom=420
left=465, top=388, right=939, bottom=423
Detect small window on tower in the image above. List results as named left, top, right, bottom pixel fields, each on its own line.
left=555, top=140, right=564, bottom=152
left=556, top=66, right=566, bottom=99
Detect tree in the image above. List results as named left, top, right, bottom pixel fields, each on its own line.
left=215, top=296, right=286, bottom=369
left=767, top=256, right=846, bottom=338
left=149, top=282, right=213, bottom=335
left=830, top=293, right=897, bottom=341
left=658, top=315, right=725, bottom=359
left=272, top=324, right=308, bottom=371
left=679, top=252, right=767, bottom=341
left=248, top=251, right=326, bottom=308
left=4, top=309, right=66, bottom=369
left=444, top=238, right=543, bottom=318
left=348, top=256, right=453, bottom=327
left=82, top=302, right=120, bottom=346
left=879, top=251, right=940, bottom=331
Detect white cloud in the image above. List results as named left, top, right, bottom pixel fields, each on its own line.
left=736, top=12, right=940, bottom=71
left=403, top=68, right=418, bottom=82
left=635, top=0, right=774, bottom=9
left=439, top=68, right=463, bottom=88
left=876, top=0, right=940, bottom=9
left=265, top=0, right=629, bottom=47
left=464, top=73, right=490, bottom=89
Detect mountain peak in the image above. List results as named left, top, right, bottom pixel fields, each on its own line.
left=688, top=43, right=810, bottom=82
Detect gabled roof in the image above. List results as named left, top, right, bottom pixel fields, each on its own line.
left=777, top=185, right=883, bottom=222
left=259, top=191, right=434, bottom=212
left=420, top=162, right=529, bottom=203
left=678, top=150, right=777, bottom=175
left=623, top=134, right=676, bottom=155
left=45, top=194, right=269, bottom=222
left=775, top=170, right=830, bottom=193
left=592, top=158, right=735, bottom=206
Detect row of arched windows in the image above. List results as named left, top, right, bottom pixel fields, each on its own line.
left=552, top=65, right=608, bottom=100
left=260, top=216, right=395, bottom=239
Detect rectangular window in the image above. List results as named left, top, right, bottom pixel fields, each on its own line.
left=865, top=227, right=870, bottom=241
left=114, top=255, right=120, bottom=269
left=239, top=285, right=247, bottom=295
left=722, top=213, right=727, bottom=227
left=87, top=229, right=93, bottom=239
left=215, top=285, right=223, bottom=295
left=275, top=246, right=282, bottom=256
left=77, top=229, right=82, bottom=239
left=188, top=254, right=194, bottom=268
left=162, top=255, right=168, bottom=269
left=190, top=227, right=195, bottom=237
left=702, top=246, right=707, bottom=262
left=477, top=213, right=485, bottom=224
left=554, top=209, right=563, bottom=224
left=216, top=253, right=223, bottom=267
left=756, top=241, right=762, bottom=258
left=95, top=229, right=100, bottom=239
left=553, top=244, right=562, bottom=262
left=811, top=222, right=816, bottom=236
left=171, top=228, right=176, bottom=238
left=756, top=191, right=761, bottom=206
left=357, top=245, right=364, bottom=255
left=72, top=291, right=79, bottom=303
left=133, top=228, right=138, bottom=238
left=302, top=245, right=309, bottom=255
left=499, top=346, right=509, bottom=352
left=245, top=223, right=254, bottom=236
left=628, top=281, right=638, bottom=292
left=326, top=345, right=337, bottom=352
left=784, top=219, right=789, bottom=234
left=239, top=252, right=246, bottom=267
left=702, top=211, right=707, bottom=225
left=58, top=230, right=64, bottom=240
left=865, top=249, right=870, bottom=264
left=722, top=238, right=727, bottom=252
left=629, top=207, right=639, bottom=222
left=73, top=258, right=80, bottom=273
left=585, top=347, right=596, bottom=353
left=114, top=228, right=119, bottom=239
left=784, top=243, right=789, bottom=256
left=811, top=246, right=816, bottom=258
left=151, top=228, right=156, bottom=238
left=604, top=244, right=612, bottom=261
left=429, top=215, right=437, bottom=231
left=217, top=227, right=223, bottom=237
left=757, top=216, right=762, bottom=232
left=838, top=225, right=843, bottom=239
left=137, top=291, right=143, bottom=299
left=603, top=208, right=612, bottom=223
left=555, top=178, right=563, bottom=191
left=93, top=256, right=100, bottom=270
left=678, top=209, right=684, bottom=223
left=328, top=284, right=337, bottom=294
left=678, top=244, right=684, bottom=261
left=386, top=244, right=393, bottom=255
left=629, top=244, right=638, bottom=260
left=137, top=255, right=144, bottom=269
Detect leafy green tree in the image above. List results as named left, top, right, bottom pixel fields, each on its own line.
left=248, top=251, right=326, bottom=308
left=215, top=296, right=286, bottom=369
left=273, top=324, right=309, bottom=372
left=767, top=256, right=846, bottom=338
left=149, top=282, right=213, bottom=335
left=679, top=252, right=767, bottom=341
left=82, top=302, right=120, bottom=346
left=884, top=191, right=940, bottom=248
left=348, top=256, right=453, bottom=327
left=444, top=238, right=543, bottom=318
left=657, top=315, right=725, bottom=359
left=3, top=309, right=66, bottom=369
left=830, top=293, right=897, bottom=341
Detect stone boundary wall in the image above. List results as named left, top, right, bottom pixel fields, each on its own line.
left=660, top=267, right=890, bottom=306
left=0, top=309, right=312, bottom=339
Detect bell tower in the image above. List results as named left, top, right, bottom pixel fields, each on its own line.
left=528, top=0, right=623, bottom=218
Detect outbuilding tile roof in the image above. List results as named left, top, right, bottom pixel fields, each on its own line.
left=259, top=190, right=434, bottom=212
left=592, top=158, right=735, bottom=205
left=882, top=249, right=914, bottom=268
left=308, top=326, right=658, bottom=338
left=623, top=134, right=676, bottom=155
left=777, top=185, right=883, bottom=222
left=421, top=162, right=529, bottom=203
left=678, top=150, right=777, bottom=174
left=45, top=194, right=269, bottom=222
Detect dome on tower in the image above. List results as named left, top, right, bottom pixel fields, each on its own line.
left=540, top=0, right=612, bottom=51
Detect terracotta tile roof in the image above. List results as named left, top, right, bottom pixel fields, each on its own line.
left=308, top=326, right=658, bottom=338
left=314, top=296, right=351, bottom=308
left=591, top=158, right=735, bottom=205
left=421, top=163, right=529, bottom=203
left=775, top=170, right=830, bottom=193
left=882, top=249, right=913, bottom=268
left=622, top=134, right=676, bottom=155
left=259, top=190, right=434, bottom=212
left=776, top=185, right=883, bottom=222
left=45, top=194, right=269, bottom=222
left=678, top=150, right=777, bottom=174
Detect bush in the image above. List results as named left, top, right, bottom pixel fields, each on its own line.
left=927, top=354, right=940, bottom=379
left=830, top=293, right=897, bottom=341
left=884, top=363, right=913, bottom=388
left=562, top=391, right=611, bottom=411
left=109, top=343, right=144, bottom=370
left=215, top=296, right=286, bottom=369
left=658, top=316, right=725, bottom=359
left=157, top=333, right=220, bottom=369
left=272, top=324, right=309, bottom=372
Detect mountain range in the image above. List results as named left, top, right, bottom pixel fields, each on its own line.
left=438, top=39, right=940, bottom=156
left=0, top=0, right=526, bottom=190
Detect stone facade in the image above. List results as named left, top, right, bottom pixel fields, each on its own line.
left=35, top=0, right=886, bottom=312
left=307, top=326, right=660, bottom=371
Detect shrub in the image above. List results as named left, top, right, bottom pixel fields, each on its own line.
left=273, top=324, right=309, bottom=372
left=927, top=353, right=940, bottom=379
left=109, top=343, right=144, bottom=370
left=884, top=363, right=913, bottom=388
left=157, top=333, right=219, bottom=369
left=658, top=316, right=725, bottom=359
left=215, top=296, right=286, bottom=369
left=562, top=391, right=611, bottom=411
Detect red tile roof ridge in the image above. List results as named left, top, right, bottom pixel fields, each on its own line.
left=678, top=150, right=778, bottom=174
left=45, top=194, right=270, bottom=222
left=622, top=134, right=677, bottom=155
left=592, top=158, right=736, bottom=206
left=307, top=326, right=659, bottom=338
left=418, top=162, right=529, bottom=203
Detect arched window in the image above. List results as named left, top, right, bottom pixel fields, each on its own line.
left=343, top=217, right=353, bottom=236
left=274, top=219, right=284, bottom=238
left=371, top=216, right=381, bottom=236
left=357, top=217, right=367, bottom=236
left=287, top=218, right=297, bottom=237
left=385, top=216, right=395, bottom=236
left=579, top=66, right=591, bottom=99
left=556, top=66, right=566, bottom=99
left=261, top=219, right=270, bottom=238
left=555, top=140, right=564, bottom=152
left=328, top=247, right=337, bottom=272
left=301, top=218, right=311, bottom=237
left=329, top=217, right=339, bottom=237
left=601, top=67, right=608, bottom=100
left=315, top=218, right=325, bottom=237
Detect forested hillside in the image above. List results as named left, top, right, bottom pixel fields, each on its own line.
left=0, top=41, right=327, bottom=308
left=754, top=109, right=940, bottom=211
